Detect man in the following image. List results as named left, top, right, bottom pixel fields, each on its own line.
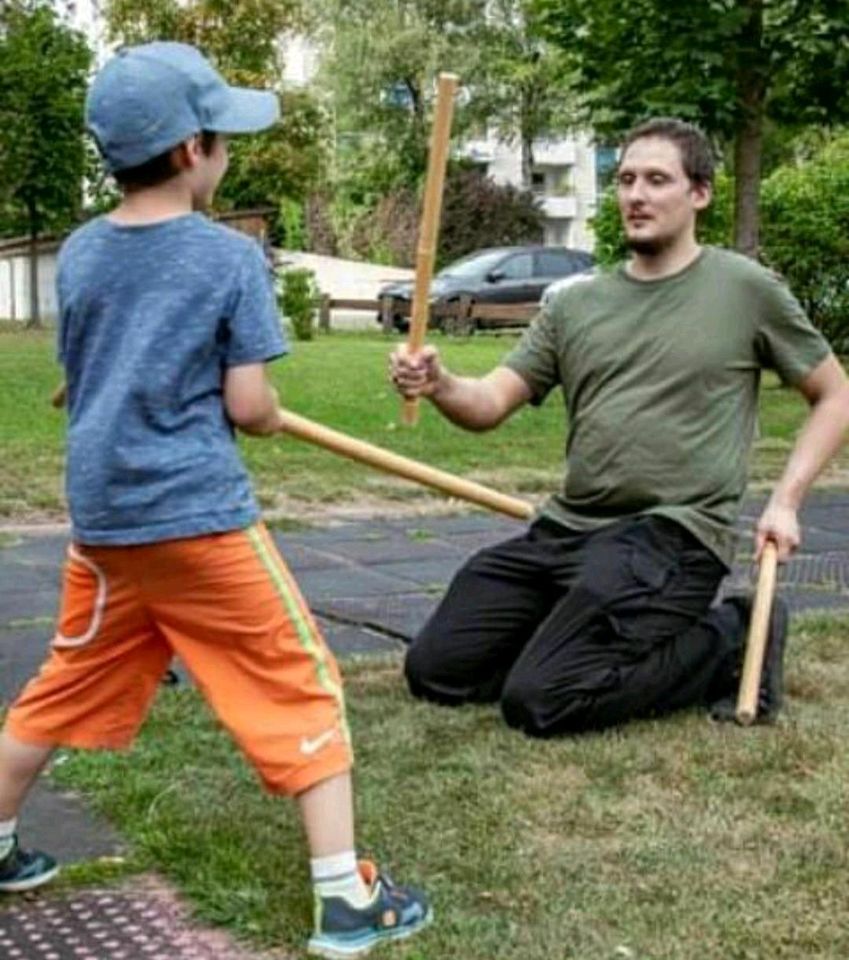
left=389, top=117, right=849, bottom=737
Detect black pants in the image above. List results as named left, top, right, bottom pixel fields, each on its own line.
left=405, top=515, right=743, bottom=737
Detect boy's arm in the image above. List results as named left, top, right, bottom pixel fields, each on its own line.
left=223, top=363, right=284, bottom=436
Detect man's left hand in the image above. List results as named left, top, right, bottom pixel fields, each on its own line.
left=755, top=500, right=800, bottom=562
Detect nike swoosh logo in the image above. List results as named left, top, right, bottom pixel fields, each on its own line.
left=300, top=729, right=338, bottom=756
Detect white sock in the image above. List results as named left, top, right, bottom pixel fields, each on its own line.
left=311, top=851, right=372, bottom=908
left=0, top=818, right=16, bottom=858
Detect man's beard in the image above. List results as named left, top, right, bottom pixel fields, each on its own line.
left=626, top=232, right=675, bottom=257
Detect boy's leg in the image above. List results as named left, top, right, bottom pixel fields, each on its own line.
left=405, top=521, right=581, bottom=705
left=147, top=525, right=430, bottom=957
left=0, top=732, right=54, bottom=819
left=0, top=543, right=170, bottom=890
left=0, top=733, right=58, bottom=892
left=500, top=517, right=728, bottom=736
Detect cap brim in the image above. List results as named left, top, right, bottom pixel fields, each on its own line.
left=213, top=88, right=280, bottom=134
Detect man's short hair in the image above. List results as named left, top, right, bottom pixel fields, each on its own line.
left=621, top=118, right=715, bottom=186
left=113, top=130, right=218, bottom=190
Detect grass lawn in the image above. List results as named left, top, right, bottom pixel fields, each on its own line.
left=48, top=612, right=849, bottom=960
left=2, top=324, right=846, bottom=523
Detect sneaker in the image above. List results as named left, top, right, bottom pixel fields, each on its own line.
left=307, top=860, right=431, bottom=959
left=709, top=594, right=789, bottom=724
left=0, top=836, right=59, bottom=892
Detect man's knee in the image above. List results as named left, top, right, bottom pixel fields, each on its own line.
left=403, top=639, right=434, bottom=700
left=501, top=674, right=557, bottom=737
left=500, top=674, right=603, bottom=738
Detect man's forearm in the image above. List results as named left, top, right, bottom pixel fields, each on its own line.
left=429, top=370, right=509, bottom=431
left=771, top=389, right=849, bottom=508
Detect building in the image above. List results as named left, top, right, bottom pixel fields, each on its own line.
left=461, top=132, right=597, bottom=251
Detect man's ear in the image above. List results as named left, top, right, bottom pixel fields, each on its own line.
left=691, top=180, right=712, bottom=212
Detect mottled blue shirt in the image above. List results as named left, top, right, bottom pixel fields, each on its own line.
left=57, top=213, right=287, bottom=545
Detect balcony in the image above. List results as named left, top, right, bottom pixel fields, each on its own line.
left=533, top=139, right=577, bottom=167
left=541, top=195, right=577, bottom=219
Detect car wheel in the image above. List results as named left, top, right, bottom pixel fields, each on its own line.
left=393, top=313, right=410, bottom=333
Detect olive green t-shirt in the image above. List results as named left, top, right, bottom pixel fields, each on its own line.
left=503, top=247, right=831, bottom=567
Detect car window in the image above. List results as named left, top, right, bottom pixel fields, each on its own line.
left=536, top=250, right=593, bottom=276
left=535, top=251, right=570, bottom=276
left=439, top=251, right=505, bottom=280
left=498, top=253, right=533, bottom=280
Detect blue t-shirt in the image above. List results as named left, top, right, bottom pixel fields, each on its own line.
left=57, top=213, right=287, bottom=545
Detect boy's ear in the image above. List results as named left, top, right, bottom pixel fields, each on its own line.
left=172, top=135, right=203, bottom=171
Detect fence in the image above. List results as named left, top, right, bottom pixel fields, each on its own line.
left=317, top=294, right=540, bottom=335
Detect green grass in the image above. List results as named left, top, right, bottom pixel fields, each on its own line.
left=48, top=613, right=849, bottom=959
left=2, top=325, right=848, bottom=522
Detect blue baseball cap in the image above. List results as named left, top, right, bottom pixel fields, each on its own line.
left=86, top=42, right=280, bottom=172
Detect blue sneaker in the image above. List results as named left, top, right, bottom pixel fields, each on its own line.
left=0, top=836, right=59, bottom=892
left=307, top=860, right=432, bottom=958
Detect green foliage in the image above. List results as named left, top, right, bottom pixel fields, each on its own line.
left=214, top=89, right=332, bottom=239
left=105, top=0, right=309, bottom=83
left=533, top=0, right=849, bottom=250
left=591, top=172, right=734, bottom=266
left=279, top=267, right=318, bottom=340
left=278, top=197, right=306, bottom=251
left=316, top=0, right=486, bottom=184
left=760, top=134, right=849, bottom=347
left=0, top=2, right=91, bottom=238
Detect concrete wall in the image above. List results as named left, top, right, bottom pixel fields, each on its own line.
left=0, top=247, right=59, bottom=324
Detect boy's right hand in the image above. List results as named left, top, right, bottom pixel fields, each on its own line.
left=389, top=344, right=446, bottom=400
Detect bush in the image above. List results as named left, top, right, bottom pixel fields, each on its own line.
left=438, top=167, right=545, bottom=267
left=280, top=268, right=318, bottom=341
left=760, top=135, right=849, bottom=348
left=591, top=172, right=734, bottom=266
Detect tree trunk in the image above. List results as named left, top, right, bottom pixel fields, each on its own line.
left=732, top=0, right=767, bottom=258
left=26, top=223, right=40, bottom=329
left=520, top=135, right=534, bottom=192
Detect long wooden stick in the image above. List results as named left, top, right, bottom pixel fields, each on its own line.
left=735, top=541, right=779, bottom=725
left=49, top=382, right=532, bottom=519
left=402, top=72, right=458, bottom=427
left=278, top=408, right=533, bottom=521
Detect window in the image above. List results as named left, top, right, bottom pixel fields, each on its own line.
left=536, top=250, right=570, bottom=275
left=498, top=253, right=533, bottom=280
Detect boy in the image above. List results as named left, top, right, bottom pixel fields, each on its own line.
left=0, top=42, right=430, bottom=959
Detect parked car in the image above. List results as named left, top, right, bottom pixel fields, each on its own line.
left=376, top=245, right=595, bottom=332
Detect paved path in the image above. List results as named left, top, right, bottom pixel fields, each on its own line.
left=3, top=492, right=849, bottom=956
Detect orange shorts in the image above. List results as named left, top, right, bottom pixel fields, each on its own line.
left=6, top=523, right=352, bottom=796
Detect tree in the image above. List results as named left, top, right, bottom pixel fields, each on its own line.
left=534, top=0, right=849, bottom=256
left=316, top=0, right=486, bottom=184
left=104, top=0, right=328, bottom=233
left=0, top=1, right=91, bottom=325
left=466, top=0, right=578, bottom=190
left=760, top=134, right=849, bottom=346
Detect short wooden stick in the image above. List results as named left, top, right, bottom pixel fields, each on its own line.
left=278, top=408, right=534, bottom=521
left=735, top=541, right=779, bottom=725
left=402, top=72, right=458, bottom=427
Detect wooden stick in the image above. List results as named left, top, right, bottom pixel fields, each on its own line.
left=402, top=72, right=458, bottom=427
left=735, top=541, right=779, bottom=725
left=51, top=382, right=67, bottom=408
left=49, top=382, right=531, bottom=519
left=278, top=408, right=534, bottom=521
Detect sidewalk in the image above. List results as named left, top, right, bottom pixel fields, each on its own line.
left=2, top=493, right=849, bottom=956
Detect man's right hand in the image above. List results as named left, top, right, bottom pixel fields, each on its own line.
left=389, top=344, right=448, bottom=400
